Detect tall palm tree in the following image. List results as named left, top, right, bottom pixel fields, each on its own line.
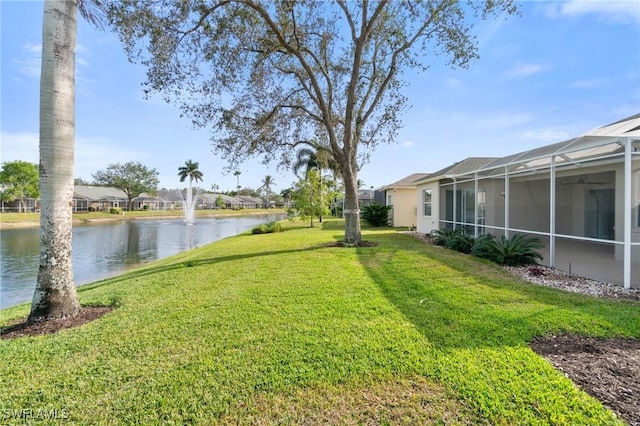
left=280, top=188, right=293, bottom=208
left=178, top=159, right=204, bottom=186
left=260, top=175, right=275, bottom=208
left=233, top=170, right=241, bottom=192
left=178, top=160, right=203, bottom=222
left=30, top=0, right=104, bottom=322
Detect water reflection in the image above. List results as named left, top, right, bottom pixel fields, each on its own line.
left=1, top=214, right=283, bottom=309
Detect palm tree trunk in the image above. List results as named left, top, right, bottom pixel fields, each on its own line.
left=29, top=0, right=80, bottom=321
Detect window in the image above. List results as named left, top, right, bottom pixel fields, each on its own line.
left=423, top=189, right=432, bottom=216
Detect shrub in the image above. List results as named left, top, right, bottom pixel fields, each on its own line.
left=109, top=207, right=122, bottom=215
left=432, top=229, right=544, bottom=266
left=251, top=221, right=282, bottom=234
left=433, top=228, right=474, bottom=254
left=286, top=208, right=298, bottom=220
left=361, top=202, right=392, bottom=227
left=485, top=234, right=544, bottom=266
left=143, top=205, right=149, bottom=210
left=528, top=265, right=547, bottom=277
left=471, top=234, right=497, bottom=260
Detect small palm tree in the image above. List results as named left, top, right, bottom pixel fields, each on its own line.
left=292, top=145, right=340, bottom=180
left=293, top=145, right=340, bottom=223
left=293, top=148, right=320, bottom=178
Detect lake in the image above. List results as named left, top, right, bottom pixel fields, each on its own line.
left=1, top=214, right=284, bottom=309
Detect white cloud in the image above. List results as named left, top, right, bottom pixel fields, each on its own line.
left=75, top=137, right=149, bottom=179
left=0, top=132, right=148, bottom=180
left=564, top=78, right=608, bottom=89
left=472, top=112, right=533, bottom=129
left=400, top=140, right=416, bottom=148
left=445, top=77, right=463, bottom=88
left=12, top=43, right=41, bottom=78
left=546, top=0, right=640, bottom=24
left=23, top=43, right=41, bottom=54
left=1, top=132, right=39, bottom=164
left=521, top=128, right=570, bottom=143
left=12, top=41, right=92, bottom=81
left=475, top=16, right=508, bottom=51
left=506, top=63, right=547, bottom=78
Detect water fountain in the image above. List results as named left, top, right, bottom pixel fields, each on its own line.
left=179, top=187, right=203, bottom=224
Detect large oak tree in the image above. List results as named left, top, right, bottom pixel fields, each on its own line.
left=93, top=161, right=160, bottom=210
left=107, top=0, right=517, bottom=244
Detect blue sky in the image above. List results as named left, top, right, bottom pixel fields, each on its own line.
left=2, top=1, right=639, bottom=193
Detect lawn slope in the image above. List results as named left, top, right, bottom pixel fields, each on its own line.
left=1, top=219, right=638, bottom=425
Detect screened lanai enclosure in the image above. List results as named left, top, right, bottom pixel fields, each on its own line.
left=437, top=114, right=640, bottom=289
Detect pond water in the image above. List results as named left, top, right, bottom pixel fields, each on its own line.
left=1, top=214, right=284, bottom=309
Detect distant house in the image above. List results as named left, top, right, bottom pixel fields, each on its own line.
left=157, top=189, right=183, bottom=210
left=414, top=114, right=640, bottom=289
left=73, top=185, right=129, bottom=211
left=0, top=186, right=39, bottom=212
left=379, top=173, right=429, bottom=227
left=133, top=193, right=170, bottom=211
left=215, top=193, right=242, bottom=209
left=357, top=189, right=374, bottom=207
left=236, top=195, right=262, bottom=209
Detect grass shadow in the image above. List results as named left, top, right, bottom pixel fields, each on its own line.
left=79, top=244, right=325, bottom=292
left=357, top=232, right=640, bottom=350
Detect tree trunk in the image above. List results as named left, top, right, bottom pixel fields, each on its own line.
left=29, top=0, right=80, bottom=322
left=343, top=172, right=362, bottom=245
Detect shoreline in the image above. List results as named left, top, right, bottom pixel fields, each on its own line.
left=0, top=210, right=286, bottom=230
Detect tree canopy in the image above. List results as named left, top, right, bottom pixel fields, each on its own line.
left=0, top=160, right=39, bottom=212
left=290, top=170, right=330, bottom=228
left=92, top=161, right=159, bottom=209
left=107, top=0, right=517, bottom=243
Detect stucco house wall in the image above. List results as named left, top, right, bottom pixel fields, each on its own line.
left=380, top=173, right=429, bottom=228
left=416, top=181, right=440, bottom=234
left=386, top=187, right=418, bottom=227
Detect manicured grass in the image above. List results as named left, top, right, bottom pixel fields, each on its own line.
left=1, top=219, right=638, bottom=424
left=0, top=209, right=285, bottom=225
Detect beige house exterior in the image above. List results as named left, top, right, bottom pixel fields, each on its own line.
left=414, top=114, right=640, bottom=289
left=380, top=173, right=428, bottom=227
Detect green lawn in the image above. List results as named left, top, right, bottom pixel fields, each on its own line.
left=1, top=218, right=638, bottom=425
left=0, top=209, right=285, bottom=225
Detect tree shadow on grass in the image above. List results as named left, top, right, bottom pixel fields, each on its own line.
left=357, top=233, right=640, bottom=350
left=2, top=244, right=326, bottom=338
left=79, top=244, right=325, bottom=292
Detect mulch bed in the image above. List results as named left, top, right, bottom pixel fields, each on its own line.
left=323, top=240, right=378, bottom=247
left=531, top=334, right=640, bottom=426
left=1, top=306, right=112, bottom=340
